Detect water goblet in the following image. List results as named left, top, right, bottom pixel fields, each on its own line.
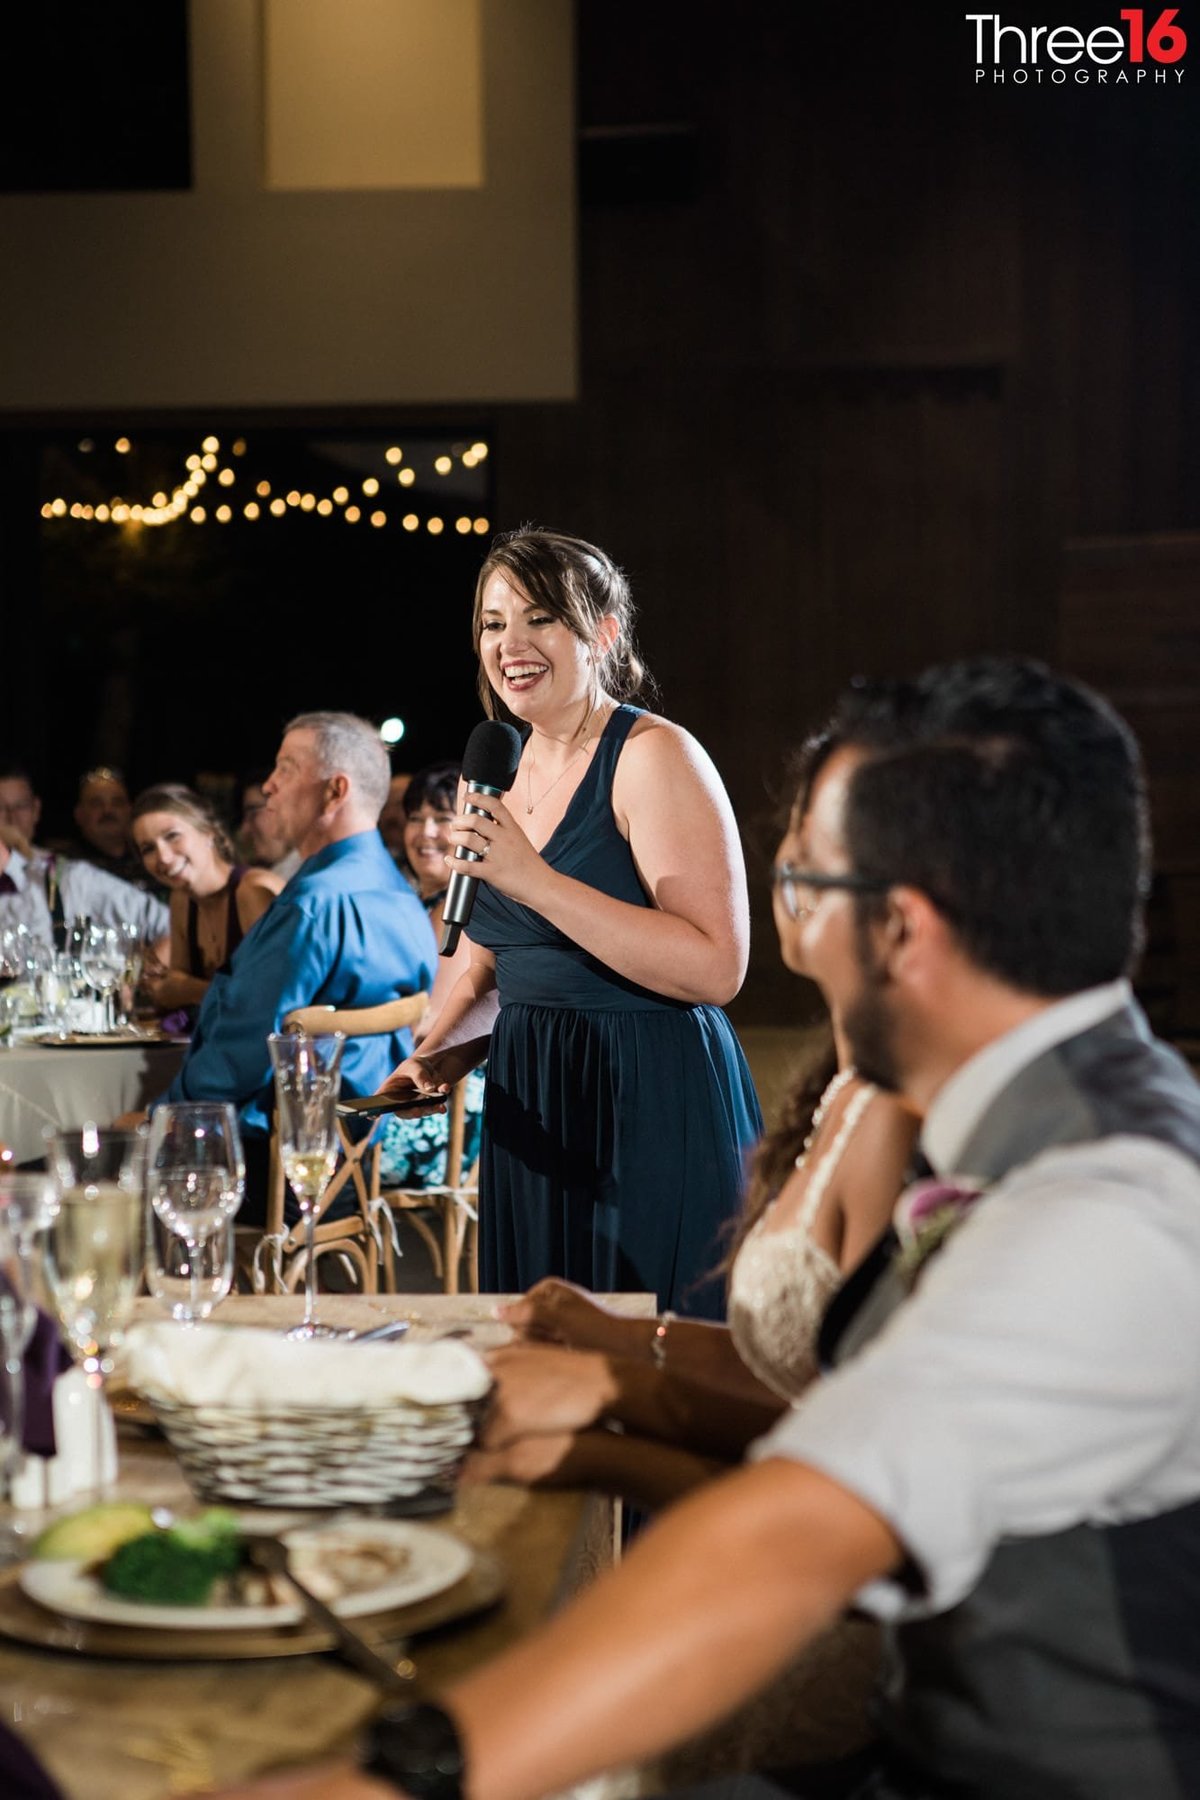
left=267, top=1030, right=345, bottom=1340
left=42, top=1124, right=146, bottom=1498
left=146, top=1211, right=234, bottom=1323
left=79, top=924, right=126, bottom=1033
left=146, top=1103, right=244, bottom=1325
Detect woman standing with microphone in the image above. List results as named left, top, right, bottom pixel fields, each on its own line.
left=383, top=528, right=761, bottom=1318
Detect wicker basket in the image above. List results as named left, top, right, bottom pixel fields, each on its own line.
left=148, top=1393, right=489, bottom=1511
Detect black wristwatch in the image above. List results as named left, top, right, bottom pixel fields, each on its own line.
left=361, top=1702, right=466, bottom=1799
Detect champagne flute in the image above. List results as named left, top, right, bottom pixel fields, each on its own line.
left=43, top=1124, right=146, bottom=1498
left=267, top=1030, right=345, bottom=1340
left=114, top=921, right=147, bottom=1029
left=146, top=1103, right=244, bottom=1325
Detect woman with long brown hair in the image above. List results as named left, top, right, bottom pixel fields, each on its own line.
left=383, top=527, right=762, bottom=1319
left=131, top=783, right=283, bottom=1013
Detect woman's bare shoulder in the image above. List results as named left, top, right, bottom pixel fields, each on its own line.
left=236, top=866, right=285, bottom=926
left=240, top=866, right=285, bottom=898
left=620, top=713, right=719, bottom=782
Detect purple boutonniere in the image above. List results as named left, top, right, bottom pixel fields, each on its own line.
left=894, top=1177, right=985, bottom=1284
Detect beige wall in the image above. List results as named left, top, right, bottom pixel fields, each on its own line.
left=0, top=0, right=576, bottom=412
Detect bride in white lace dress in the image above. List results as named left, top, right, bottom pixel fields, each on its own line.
left=467, top=781, right=918, bottom=1776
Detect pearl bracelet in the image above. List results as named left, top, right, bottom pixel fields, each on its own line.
left=650, top=1309, right=676, bottom=1370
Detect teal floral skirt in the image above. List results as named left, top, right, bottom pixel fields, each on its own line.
left=376, top=1069, right=486, bottom=1188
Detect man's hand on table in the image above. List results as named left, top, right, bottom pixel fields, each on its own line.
left=481, top=1343, right=617, bottom=1445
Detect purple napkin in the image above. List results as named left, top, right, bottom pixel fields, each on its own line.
left=20, top=1304, right=74, bottom=1457
left=0, top=1723, right=66, bottom=1800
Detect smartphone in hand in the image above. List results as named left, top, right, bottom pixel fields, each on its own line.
left=335, top=1093, right=446, bottom=1119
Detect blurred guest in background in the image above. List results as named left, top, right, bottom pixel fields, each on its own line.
left=0, top=761, right=168, bottom=947
left=378, top=769, right=414, bottom=870
left=131, top=783, right=283, bottom=1013
left=236, top=768, right=302, bottom=882
left=397, top=761, right=458, bottom=935
left=61, top=767, right=150, bottom=888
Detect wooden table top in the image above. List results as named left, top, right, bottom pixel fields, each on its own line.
left=2, top=1291, right=655, bottom=1800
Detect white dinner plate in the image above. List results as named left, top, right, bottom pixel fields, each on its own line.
left=19, top=1518, right=473, bottom=1631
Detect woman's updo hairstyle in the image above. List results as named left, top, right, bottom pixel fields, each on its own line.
left=472, top=527, right=657, bottom=720
left=131, top=783, right=236, bottom=865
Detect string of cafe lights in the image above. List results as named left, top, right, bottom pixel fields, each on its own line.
left=39, top=433, right=491, bottom=537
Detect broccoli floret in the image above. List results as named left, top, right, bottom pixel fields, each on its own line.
left=166, top=1508, right=243, bottom=1576
left=100, top=1513, right=245, bottom=1607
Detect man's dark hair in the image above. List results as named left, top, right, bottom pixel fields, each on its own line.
left=829, top=657, right=1150, bottom=997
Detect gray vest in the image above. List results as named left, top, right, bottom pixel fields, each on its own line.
left=822, top=1002, right=1200, bottom=1800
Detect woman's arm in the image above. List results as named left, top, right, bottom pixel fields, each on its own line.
left=142, top=893, right=209, bottom=1009
left=483, top=1343, right=786, bottom=1464
left=415, top=906, right=472, bottom=1045
left=465, top=1424, right=727, bottom=1510
left=379, top=941, right=498, bottom=1096
left=502, top=1279, right=790, bottom=1409
left=449, top=720, right=750, bottom=1005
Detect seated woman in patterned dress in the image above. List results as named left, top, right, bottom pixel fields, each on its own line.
left=375, top=762, right=485, bottom=1191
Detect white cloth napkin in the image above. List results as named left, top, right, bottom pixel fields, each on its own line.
left=121, top=1322, right=491, bottom=1410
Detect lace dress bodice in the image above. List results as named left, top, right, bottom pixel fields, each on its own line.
left=727, top=1081, right=877, bottom=1400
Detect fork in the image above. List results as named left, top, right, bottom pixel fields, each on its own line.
left=242, top=1534, right=415, bottom=1697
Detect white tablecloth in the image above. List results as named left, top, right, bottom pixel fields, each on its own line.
left=0, top=1041, right=186, bottom=1161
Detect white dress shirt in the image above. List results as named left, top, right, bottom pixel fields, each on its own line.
left=0, top=846, right=169, bottom=943
left=754, top=985, right=1200, bottom=1620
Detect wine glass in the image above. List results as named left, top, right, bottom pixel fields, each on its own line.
left=146, top=1103, right=244, bottom=1325
left=267, top=1030, right=345, bottom=1340
left=0, top=1215, right=26, bottom=1511
left=43, top=1125, right=146, bottom=1498
left=146, top=1215, right=234, bottom=1323
left=0, top=1170, right=57, bottom=1350
left=79, top=924, right=126, bottom=1033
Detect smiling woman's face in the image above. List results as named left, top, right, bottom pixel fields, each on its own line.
left=403, top=803, right=455, bottom=897
left=133, top=811, right=218, bottom=892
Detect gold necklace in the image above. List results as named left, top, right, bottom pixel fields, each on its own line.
left=525, top=732, right=593, bottom=814
left=524, top=704, right=609, bottom=814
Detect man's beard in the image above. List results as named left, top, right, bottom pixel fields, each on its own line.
left=843, top=950, right=903, bottom=1094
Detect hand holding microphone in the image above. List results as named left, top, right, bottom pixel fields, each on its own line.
left=440, top=720, right=523, bottom=956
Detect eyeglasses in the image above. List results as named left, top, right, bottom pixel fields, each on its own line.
left=0, top=801, right=35, bottom=823
left=771, top=863, right=893, bottom=922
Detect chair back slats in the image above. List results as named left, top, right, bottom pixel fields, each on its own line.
left=233, top=992, right=430, bottom=1296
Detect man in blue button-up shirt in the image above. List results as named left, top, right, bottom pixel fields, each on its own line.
left=143, top=711, right=437, bottom=1220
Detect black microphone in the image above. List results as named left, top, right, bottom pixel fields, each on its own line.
left=440, top=720, right=523, bottom=956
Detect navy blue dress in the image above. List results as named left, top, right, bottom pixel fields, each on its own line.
left=467, top=706, right=762, bottom=1319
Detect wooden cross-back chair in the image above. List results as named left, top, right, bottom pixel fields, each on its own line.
left=233, top=992, right=429, bottom=1297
